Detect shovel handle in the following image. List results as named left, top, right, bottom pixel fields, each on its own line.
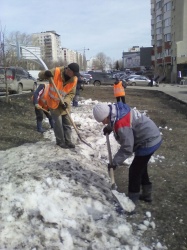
left=49, top=77, right=92, bottom=148
left=49, top=77, right=79, bottom=134
left=106, top=133, right=116, bottom=188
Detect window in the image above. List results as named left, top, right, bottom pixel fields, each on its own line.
left=164, top=33, right=171, bottom=42
left=156, top=1, right=162, bottom=10
left=164, top=49, right=171, bottom=56
left=164, top=18, right=171, bottom=27
left=156, top=27, right=162, bottom=35
left=157, top=40, right=162, bottom=46
left=164, top=2, right=171, bottom=12
left=156, top=15, right=162, bottom=22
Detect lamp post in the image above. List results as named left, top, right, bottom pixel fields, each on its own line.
left=83, top=47, right=89, bottom=71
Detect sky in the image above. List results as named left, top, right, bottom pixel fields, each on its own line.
left=0, top=98, right=168, bottom=249
left=0, top=0, right=151, bottom=61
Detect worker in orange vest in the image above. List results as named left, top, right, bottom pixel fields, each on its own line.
left=113, top=77, right=126, bottom=103
left=33, top=83, right=54, bottom=133
left=38, top=63, right=79, bottom=149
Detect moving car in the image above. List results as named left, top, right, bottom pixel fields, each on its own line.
left=127, top=76, right=156, bottom=86
left=0, top=66, right=38, bottom=94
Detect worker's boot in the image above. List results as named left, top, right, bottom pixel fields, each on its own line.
left=128, top=192, right=140, bottom=205
left=127, top=192, right=140, bottom=215
left=139, top=183, right=152, bottom=202
left=49, top=118, right=54, bottom=129
left=73, top=99, right=78, bottom=107
left=37, top=121, right=45, bottom=133
left=56, top=139, right=68, bottom=149
left=65, top=129, right=75, bottom=148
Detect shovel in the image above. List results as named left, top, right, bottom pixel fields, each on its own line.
left=37, top=106, right=51, bottom=114
left=106, top=133, right=135, bottom=212
left=49, top=77, right=92, bottom=149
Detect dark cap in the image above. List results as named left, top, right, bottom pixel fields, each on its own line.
left=68, top=63, right=80, bottom=77
left=114, top=77, right=120, bottom=83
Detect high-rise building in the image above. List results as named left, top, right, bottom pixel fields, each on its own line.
left=151, top=0, right=187, bottom=83
left=32, top=31, right=62, bottom=62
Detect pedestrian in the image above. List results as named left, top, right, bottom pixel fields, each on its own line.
left=93, top=102, right=162, bottom=208
left=113, top=77, right=126, bottom=103
left=32, top=83, right=54, bottom=133
left=72, top=75, right=84, bottom=107
left=38, top=63, right=80, bottom=148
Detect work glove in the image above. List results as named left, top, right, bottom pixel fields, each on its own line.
left=108, top=163, right=117, bottom=172
left=103, top=125, right=113, bottom=135
left=35, top=104, right=41, bottom=109
left=44, top=70, right=53, bottom=78
left=61, top=102, right=68, bottom=110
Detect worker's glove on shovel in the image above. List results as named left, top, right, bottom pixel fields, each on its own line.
left=108, top=163, right=117, bottom=175
left=61, top=102, right=68, bottom=110
left=44, top=70, right=53, bottom=78
left=103, top=126, right=113, bottom=135
left=35, top=104, right=41, bottom=109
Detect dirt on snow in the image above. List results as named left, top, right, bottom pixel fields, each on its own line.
left=0, top=86, right=187, bottom=250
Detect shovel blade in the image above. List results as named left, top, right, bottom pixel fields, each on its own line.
left=111, top=190, right=135, bottom=213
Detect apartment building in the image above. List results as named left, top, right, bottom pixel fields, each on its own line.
left=151, top=0, right=187, bottom=83
left=32, top=31, right=62, bottom=62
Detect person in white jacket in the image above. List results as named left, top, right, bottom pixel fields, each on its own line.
left=93, top=102, right=162, bottom=206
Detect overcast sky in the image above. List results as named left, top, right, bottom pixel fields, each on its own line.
left=0, top=0, right=151, bottom=61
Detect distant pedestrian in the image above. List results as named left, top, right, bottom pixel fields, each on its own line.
left=113, top=77, right=126, bottom=103
left=93, top=102, right=162, bottom=208
left=32, top=83, right=54, bottom=133
left=73, top=75, right=84, bottom=107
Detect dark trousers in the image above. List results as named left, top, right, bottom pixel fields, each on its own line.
left=116, top=96, right=125, bottom=103
left=128, top=153, right=153, bottom=193
left=35, top=108, right=52, bottom=122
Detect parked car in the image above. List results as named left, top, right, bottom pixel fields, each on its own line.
left=91, top=72, right=114, bottom=86
left=82, top=73, right=93, bottom=84
left=127, top=76, right=157, bottom=86
left=0, top=67, right=38, bottom=94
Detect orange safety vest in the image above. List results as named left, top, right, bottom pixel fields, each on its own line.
left=38, top=83, right=50, bottom=110
left=47, top=67, right=77, bottom=109
left=113, top=81, right=125, bottom=97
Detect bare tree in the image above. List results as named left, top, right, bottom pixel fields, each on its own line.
left=4, top=31, right=39, bottom=68
left=92, top=52, right=108, bottom=71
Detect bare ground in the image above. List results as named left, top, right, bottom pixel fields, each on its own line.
left=0, top=86, right=187, bottom=249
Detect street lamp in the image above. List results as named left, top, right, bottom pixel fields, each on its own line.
left=83, top=47, right=89, bottom=71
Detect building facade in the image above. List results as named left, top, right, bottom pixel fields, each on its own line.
left=151, top=0, right=187, bottom=83
left=122, top=46, right=140, bottom=70
left=32, top=31, right=62, bottom=62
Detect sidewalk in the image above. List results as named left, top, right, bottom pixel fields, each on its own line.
left=128, top=83, right=187, bottom=104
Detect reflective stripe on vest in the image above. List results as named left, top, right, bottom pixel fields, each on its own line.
left=38, top=83, right=50, bottom=109
left=47, top=67, right=78, bottom=109
left=113, top=81, right=125, bottom=97
left=47, top=67, right=65, bottom=109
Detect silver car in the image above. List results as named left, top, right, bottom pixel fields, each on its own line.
left=127, top=76, right=156, bottom=86
left=0, top=66, right=38, bottom=94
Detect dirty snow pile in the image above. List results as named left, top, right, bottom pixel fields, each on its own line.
left=0, top=98, right=167, bottom=249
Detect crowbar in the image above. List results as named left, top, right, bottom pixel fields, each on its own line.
left=106, top=133, right=135, bottom=212
left=49, top=76, right=92, bottom=149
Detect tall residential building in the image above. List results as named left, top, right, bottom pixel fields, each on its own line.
left=151, top=0, right=187, bottom=83
left=32, top=31, right=62, bottom=62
